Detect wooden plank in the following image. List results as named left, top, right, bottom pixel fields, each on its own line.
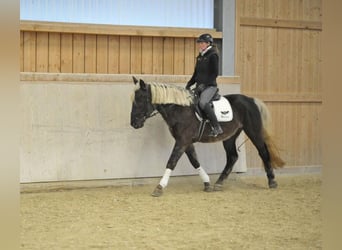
left=267, top=28, right=275, bottom=93
left=20, top=20, right=223, bottom=39
left=84, top=34, right=97, bottom=73
left=288, top=29, right=298, bottom=93
left=303, top=31, right=311, bottom=93
left=278, top=28, right=289, bottom=93
left=20, top=31, right=24, bottom=71
left=184, top=38, right=195, bottom=75
left=96, top=35, right=108, bottom=73
left=152, top=37, right=163, bottom=74
left=119, top=36, right=130, bottom=74
left=23, top=31, right=36, bottom=72
left=255, top=26, right=264, bottom=91
left=245, top=93, right=322, bottom=103
left=108, top=35, right=119, bottom=74
left=60, top=33, right=73, bottom=73
left=304, top=0, right=322, bottom=21
left=36, top=32, right=49, bottom=72
left=315, top=32, right=322, bottom=93
left=276, top=0, right=290, bottom=20
left=243, top=26, right=258, bottom=93
left=20, top=72, right=240, bottom=85
left=174, top=38, right=185, bottom=75
left=262, top=0, right=273, bottom=19
left=48, top=32, right=61, bottom=72
left=163, top=38, right=174, bottom=74
left=141, top=37, right=153, bottom=74
left=240, top=17, right=322, bottom=30
left=130, top=36, right=142, bottom=74
left=72, top=34, right=85, bottom=73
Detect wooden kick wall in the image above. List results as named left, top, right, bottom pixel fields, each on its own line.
left=237, top=0, right=322, bottom=168
left=20, top=21, right=222, bottom=75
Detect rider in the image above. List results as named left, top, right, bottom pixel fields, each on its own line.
left=186, top=33, right=223, bottom=137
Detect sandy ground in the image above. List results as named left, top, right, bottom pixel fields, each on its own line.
left=21, top=173, right=321, bottom=249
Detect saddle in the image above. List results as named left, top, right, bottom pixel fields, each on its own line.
left=193, top=92, right=233, bottom=122
left=192, top=91, right=233, bottom=140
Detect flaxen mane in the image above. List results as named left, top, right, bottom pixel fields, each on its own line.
left=149, top=83, right=193, bottom=106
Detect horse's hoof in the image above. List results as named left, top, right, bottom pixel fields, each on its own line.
left=151, top=184, right=163, bottom=197
left=213, top=183, right=223, bottom=191
left=203, top=182, right=212, bottom=192
left=269, top=180, right=278, bottom=189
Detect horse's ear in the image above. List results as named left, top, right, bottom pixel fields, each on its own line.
left=139, top=79, right=147, bottom=90
left=132, top=76, right=138, bottom=85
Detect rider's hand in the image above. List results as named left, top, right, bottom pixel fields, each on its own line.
left=185, top=81, right=194, bottom=91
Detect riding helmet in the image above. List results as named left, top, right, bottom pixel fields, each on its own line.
left=196, top=33, right=213, bottom=44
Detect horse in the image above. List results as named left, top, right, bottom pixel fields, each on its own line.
left=130, top=76, right=285, bottom=197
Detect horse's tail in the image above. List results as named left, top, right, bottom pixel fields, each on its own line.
left=253, top=98, right=285, bottom=168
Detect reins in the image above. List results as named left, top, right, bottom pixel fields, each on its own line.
left=237, top=137, right=249, bottom=152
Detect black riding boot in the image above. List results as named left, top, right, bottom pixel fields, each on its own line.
left=203, top=104, right=223, bottom=137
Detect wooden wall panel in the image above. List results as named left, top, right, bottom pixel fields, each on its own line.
left=72, top=34, right=85, bottom=73
left=239, top=27, right=321, bottom=96
left=60, top=33, right=73, bottom=73
left=20, top=31, right=24, bottom=72
left=238, top=0, right=322, bottom=169
left=96, top=35, right=108, bottom=73
left=241, top=0, right=322, bottom=21
left=141, top=37, right=153, bottom=74
left=23, top=31, right=36, bottom=72
left=119, top=36, right=131, bottom=74
left=152, top=37, right=163, bottom=74
left=184, top=38, right=195, bottom=74
left=130, top=36, right=142, bottom=74
left=163, top=38, right=174, bottom=75
left=244, top=102, right=322, bottom=168
left=48, top=33, right=61, bottom=72
left=108, top=35, right=119, bottom=74
left=20, top=22, right=215, bottom=75
left=84, top=34, right=97, bottom=73
left=36, top=32, right=48, bottom=72
left=174, top=38, right=185, bottom=75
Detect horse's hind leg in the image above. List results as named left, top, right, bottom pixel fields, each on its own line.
left=243, top=128, right=277, bottom=188
left=185, top=144, right=212, bottom=192
left=259, top=143, right=277, bottom=188
left=214, top=129, right=242, bottom=191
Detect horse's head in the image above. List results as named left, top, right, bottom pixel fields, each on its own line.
left=130, top=76, right=156, bottom=129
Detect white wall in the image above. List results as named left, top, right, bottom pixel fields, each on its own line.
left=20, top=0, right=214, bottom=28
left=20, top=76, right=246, bottom=183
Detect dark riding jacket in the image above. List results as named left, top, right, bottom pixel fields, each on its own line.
left=186, top=45, right=219, bottom=93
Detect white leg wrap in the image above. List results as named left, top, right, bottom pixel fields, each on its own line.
left=197, top=166, right=210, bottom=183
left=159, top=169, right=172, bottom=188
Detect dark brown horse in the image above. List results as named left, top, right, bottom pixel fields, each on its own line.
left=130, top=77, right=285, bottom=197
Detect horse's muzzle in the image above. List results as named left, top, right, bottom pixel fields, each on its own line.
left=130, top=119, right=144, bottom=129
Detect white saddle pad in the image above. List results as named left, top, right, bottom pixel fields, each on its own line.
left=212, top=97, right=233, bottom=122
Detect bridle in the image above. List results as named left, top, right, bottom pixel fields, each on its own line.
left=133, top=87, right=159, bottom=123
left=145, top=105, right=159, bottom=119
left=144, top=86, right=159, bottom=119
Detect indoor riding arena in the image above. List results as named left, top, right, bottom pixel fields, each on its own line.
left=20, top=0, right=322, bottom=249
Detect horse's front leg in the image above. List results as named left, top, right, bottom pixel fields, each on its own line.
left=152, top=142, right=187, bottom=197
left=185, top=144, right=212, bottom=192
